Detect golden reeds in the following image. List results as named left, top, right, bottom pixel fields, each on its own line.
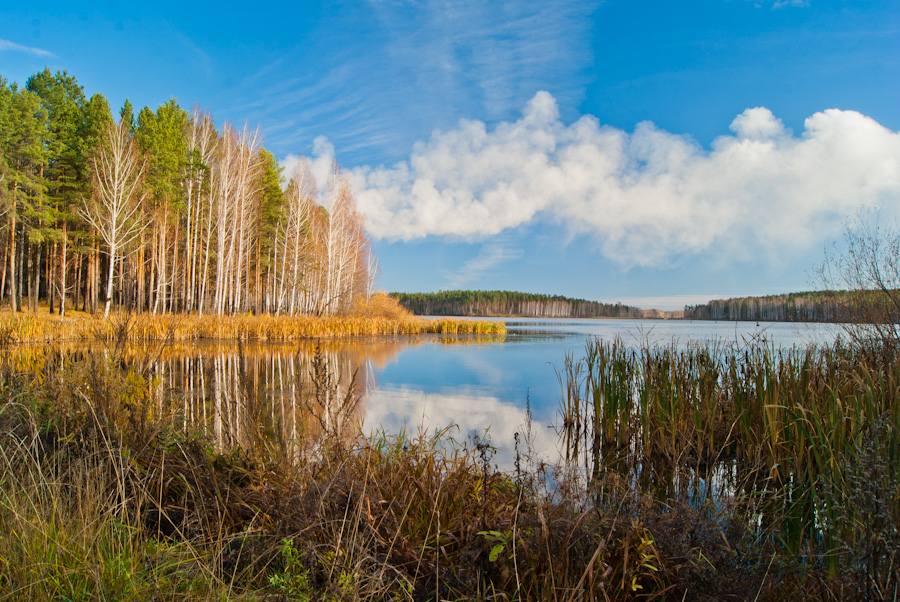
left=0, top=339, right=766, bottom=601
left=560, top=336, right=900, bottom=594
left=0, top=309, right=505, bottom=343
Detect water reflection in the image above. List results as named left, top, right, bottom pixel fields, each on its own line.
left=131, top=338, right=554, bottom=464
left=119, top=336, right=560, bottom=468
left=41, top=318, right=845, bottom=470
left=138, top=341, right=401, bottom=450
left=364, top=386, right=558, bottom=468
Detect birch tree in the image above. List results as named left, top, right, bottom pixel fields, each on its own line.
left=212, top=123, right=262, bottom=315
left=0, top=69, right=382, bottom=317
left=275, top=160, right=316, bottom=315
left=81, top=118, right=146, bottom=317
left=322, top=166, right=370, bottom=315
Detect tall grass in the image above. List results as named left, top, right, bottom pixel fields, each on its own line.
left=0, top=339, right=709, bottom=601
left=559, top=337, right=900, bottom=599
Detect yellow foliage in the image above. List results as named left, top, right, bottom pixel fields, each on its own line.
left=350, top=293, right=412, bottom=320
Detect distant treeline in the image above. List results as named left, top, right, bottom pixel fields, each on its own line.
left=390, top=290, right=648, bottom=318
left=683, top=291, right=864, bottom=322
left=390, top=289, right=896, bottom=323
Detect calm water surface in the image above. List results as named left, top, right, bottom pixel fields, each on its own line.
left=366, top=318, right=841, bottom=465
left=144, top=318, right=841, bottom=467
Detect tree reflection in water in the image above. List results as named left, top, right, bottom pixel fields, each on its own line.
left=135, top=341, right=408, bottom=452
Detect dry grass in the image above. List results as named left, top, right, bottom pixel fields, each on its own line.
left=0, top=338, right=741, bottom=601
left=0, top=303, right=505, bottom=343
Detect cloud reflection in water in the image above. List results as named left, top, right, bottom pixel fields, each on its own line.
left=363, top=385, right=558, bottom=470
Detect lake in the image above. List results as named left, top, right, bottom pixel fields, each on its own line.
left=139, top=317, right=843, bottom=468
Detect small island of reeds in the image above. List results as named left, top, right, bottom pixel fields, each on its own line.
left=0, top=294, right=505, bottom=343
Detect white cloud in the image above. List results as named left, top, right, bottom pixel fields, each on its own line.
left=341, top=92, right=900, bottom=268
left=280, top=136, right=338, bottom=196
left=729, top=107, right=789, bottom=140
left=0, top=38, right=55, bottom=58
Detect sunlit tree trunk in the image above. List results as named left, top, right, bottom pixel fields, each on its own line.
left=59, top=221, right=67, bottom=315
left=321, top=166, right=369, bottom=315
left=184, top=107, right=217, bottom=313
left=213, top=124, right=237, bottom=314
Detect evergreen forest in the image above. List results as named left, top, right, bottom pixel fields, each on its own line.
left=396, top=290, right=889, bottom=324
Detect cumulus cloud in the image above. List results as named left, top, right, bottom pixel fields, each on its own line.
left=341, top=92, right=900, bottom=268
left=281, top=136, right=340, bottom=193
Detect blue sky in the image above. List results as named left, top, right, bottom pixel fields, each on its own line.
left=2, top=0, right=899, bottom=309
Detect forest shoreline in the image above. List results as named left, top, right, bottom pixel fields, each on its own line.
left=392, top=289, right=880, bottom=323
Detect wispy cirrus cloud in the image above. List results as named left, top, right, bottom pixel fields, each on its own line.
left=238, top=0, right=597, bottom=165
left=368, top=0, right=597, bottom=121
left=745, top=0, right=809, bottom=8
left=0, top=38, right=55, bottom=58
left=168, top=30, right=213, bottom=78
left=444, top=237, right=523, bottom=289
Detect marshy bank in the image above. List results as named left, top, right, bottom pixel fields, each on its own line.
left=0, top=332, right=897, bottom=600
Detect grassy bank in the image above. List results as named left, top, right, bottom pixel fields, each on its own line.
left=0, top=335, right=897, bottom=600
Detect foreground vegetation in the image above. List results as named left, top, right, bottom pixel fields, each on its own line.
left=560, top=337, right=900, bottom=600
left=1, top=326, right=898, bottom=600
